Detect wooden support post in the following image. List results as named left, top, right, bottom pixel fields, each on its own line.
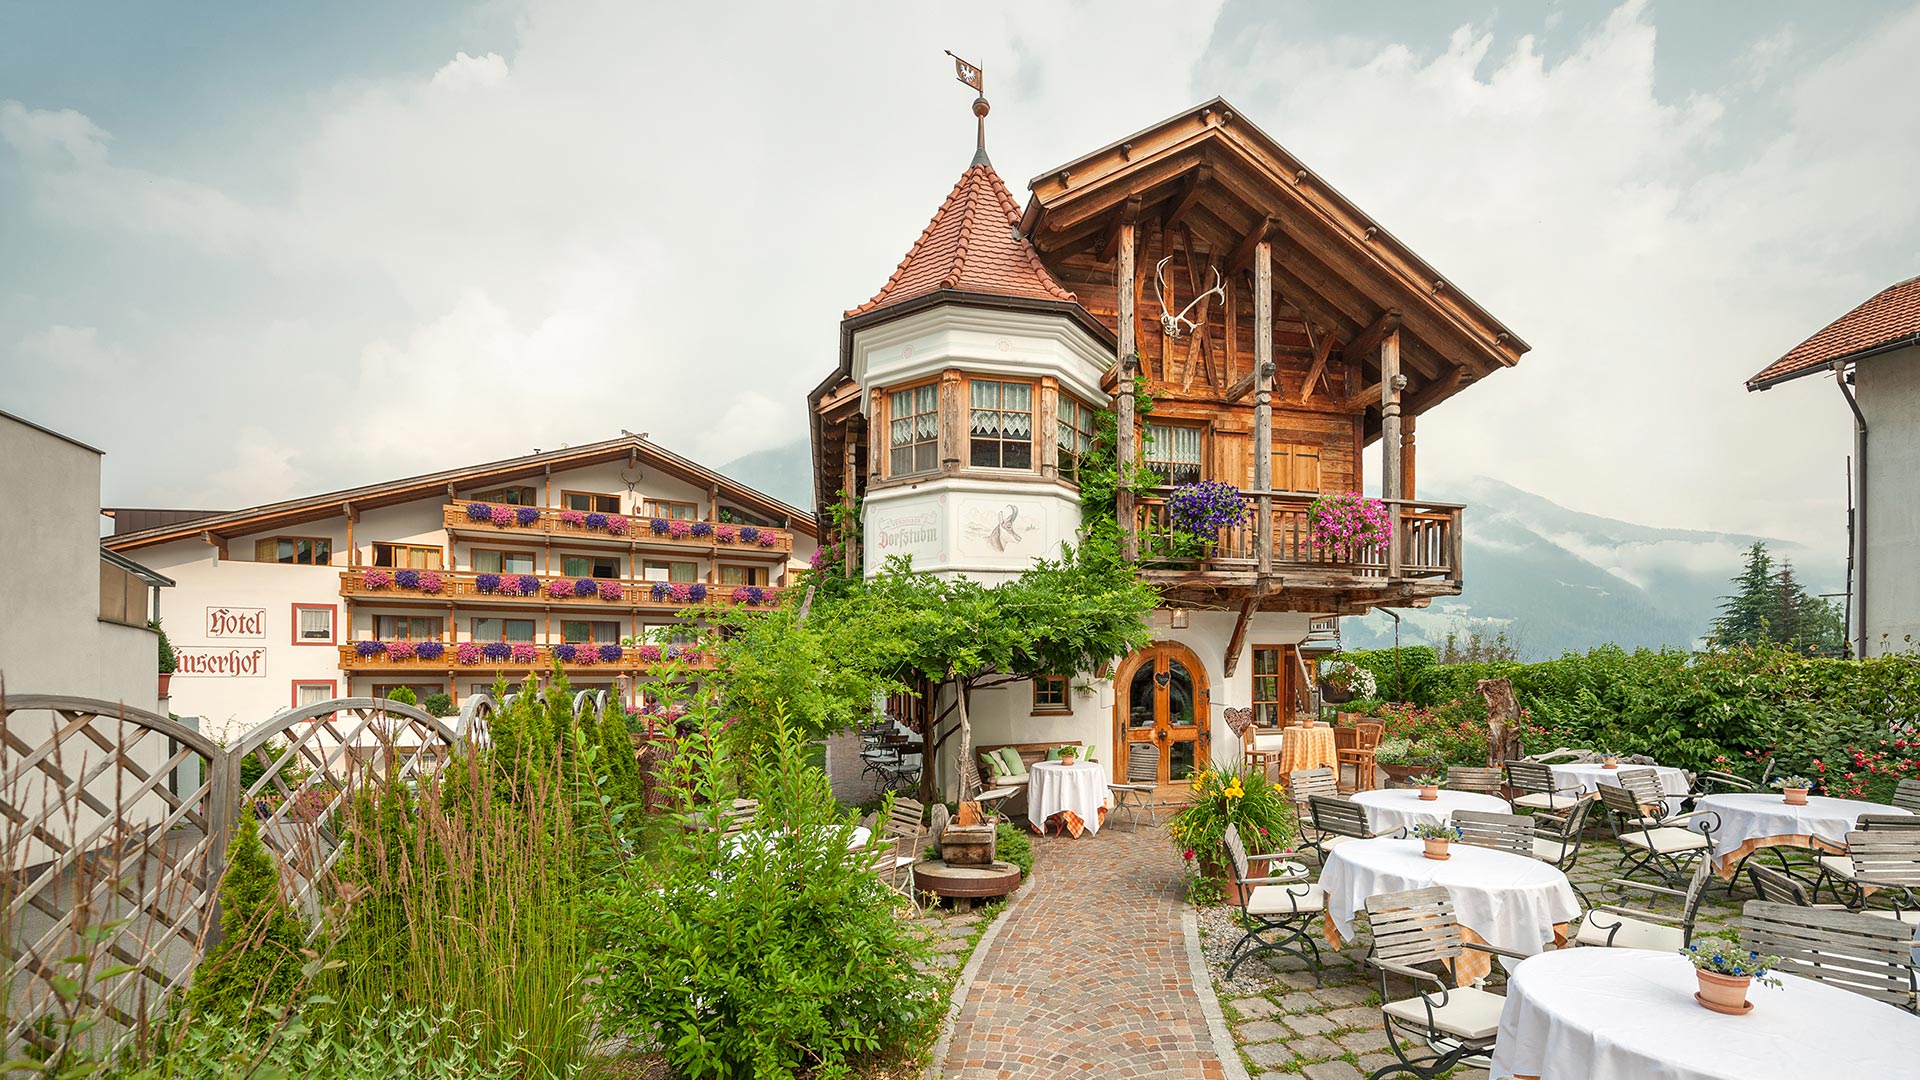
left=868, top=389, right=886, bottom=483
left=841, top=436, right=858, bottom=576
left=1116, top=221, right=1138, bottom=562
left=1253, top=239, right=1274, bottom=578
left=1381, top=328, right=1404, bottom=580
left=342, top=502, right=357, bottom=567
left=1037, top=377, right=1060, bottom=478
left=1402, top=414, right=1417, bottom=500
left=938, top=372, right=964, bottom=474
left=1222, top=597, right=1257, bottom=677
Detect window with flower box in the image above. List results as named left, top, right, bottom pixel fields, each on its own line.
left=1144, top=423, right=1203, bottom=485
left=562, top=491, right=620, bottom=514
left=641, top=499, right=698, bottom=521
left=888, top=383, right=939, bottom=476
left=469, top=485, right=536, bottom=505
left=472, top=549, right=536, bottom=574
left=373, top=615, right=443, bottom=641
left=561, top=554, right=621, bottom=578
left=561, top=620, right=623, bottom=644
left=643, top=560, right=697, bottom=583
left=969, top=379, right=1034, bottom=470
left=470, top=617, right=534, bottom=643
left=1057, top=396, right=1096, bottom=481
left=372, top=543, right=442, bottom=570
left=1032, top=675, right=1070, bottom=714
left=254, top=536, right=332, bottom=565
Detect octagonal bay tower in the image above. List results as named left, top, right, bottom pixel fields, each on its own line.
left=811, top=99, right=1530, bottom=802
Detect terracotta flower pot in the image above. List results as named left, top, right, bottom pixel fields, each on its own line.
left=157, top=673, right=172, bottom=698
left=1602, top=758, right=1618, bottom=770
left=1782, top=788, right=1809, bottom=806
left=1418, top=785, right=1439, bottom=801
left=1060, top=754, right=1077, bottom=768
left=1695, top=969, right=1753, bottom=1014
left=1422, top=838, right=1451, bottom=860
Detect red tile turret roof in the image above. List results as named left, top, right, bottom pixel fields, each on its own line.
left=846, top=159, right=1077, bottom=319
left=1748, top=275, right=1920, bottom=389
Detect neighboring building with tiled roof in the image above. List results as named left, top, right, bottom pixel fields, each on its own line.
left=1747, top=275, right=1920, bottom=389
left=1744, top=273, right=1920, bottom=658
left=846, top=159, right=1078, bottom=319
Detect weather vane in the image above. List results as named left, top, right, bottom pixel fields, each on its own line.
left=944, top=50, right=990, bottom=163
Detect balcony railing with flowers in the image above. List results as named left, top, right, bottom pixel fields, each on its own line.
left=340, top=569, right=783, bottom=610
left=1134, top=488, right=1462, bottom=584
left=338, top=641, right=715, bottom=672
left=442, top=502, right=793, bottom=554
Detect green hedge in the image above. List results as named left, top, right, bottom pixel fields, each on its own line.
left=1339, top=643, right=1920, bottom=800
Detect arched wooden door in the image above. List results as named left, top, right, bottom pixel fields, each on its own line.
left=1113, top=642, right=1210, bottom=794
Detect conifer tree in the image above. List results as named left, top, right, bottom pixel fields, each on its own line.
left=186, top=812, right=307, bottom=1027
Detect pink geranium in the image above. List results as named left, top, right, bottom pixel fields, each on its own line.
left=606, top=515, right=629, bottom=536
left=598, top=580, right=624, bottom=601
left=546, top=579, right=573, bottom=599
left=560, top=509, right=586, bottom=528
left=510, top=643, right=537, bottom=664
left=633, top=644, right=662, bottom=663
left=715, top=525, right=737, bottom=543
left=456, top=642, right=482, bottom=665
left=757, top=532, right=779, bottom=548
left=386, top=640, right=416, bottom=661
left=668, top=519, right=692, bottom=539
left=417, top=571, right=444, bottom=595
left=360, top=569, right=392, bottom=590
left=490, top=505, right=515, bottom=527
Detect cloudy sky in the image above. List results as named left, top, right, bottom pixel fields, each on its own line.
left=3, top=0, right=1916, bottom=556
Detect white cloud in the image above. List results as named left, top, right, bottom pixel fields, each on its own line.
left=431, top=51, right=510, bottom=90
left=0, top=101, right=110, bottom=166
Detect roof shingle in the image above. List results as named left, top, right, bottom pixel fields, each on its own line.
left=1748, top=275, right=1920, bottom=389
left=846, top=159, right=1077, bottom=319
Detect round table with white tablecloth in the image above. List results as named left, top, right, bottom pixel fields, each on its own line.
left=1489, top=947, right=1920, bottom=1080
left=1320, top=837, right=1579, bottom=985
left=1548, top=762, right=1691, bottom=814
left=1351, top=787, right=1510, bottom=836
left=1027, top=760, right=1108, bottom=837
left=1693, top=792, right=1910, bottom=877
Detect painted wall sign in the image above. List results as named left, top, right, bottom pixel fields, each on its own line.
left=872, top=508, right=941, bottom=553
left=175, top=647, right=268, bottom=677
left=205, top=607, right=266, bottom=639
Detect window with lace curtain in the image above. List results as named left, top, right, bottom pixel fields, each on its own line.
left=888, top=383, right=939, bottom=476
left=969, top=379, right=1033, bottom=470
left=1144, top=423, right=1203, bottom=485
left=1057, top=396, right=1096, bottom=481
left=292, top=604, right=335, bottom=645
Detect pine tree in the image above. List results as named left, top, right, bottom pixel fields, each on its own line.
left=186, top=812, right=308, bottom=1028
left=1712, top=542, right=1775, bottom=647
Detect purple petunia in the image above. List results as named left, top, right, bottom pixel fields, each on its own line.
left=354, top=639, right=388, bottom=658
left=510, top=643, right=537, bottom=663
left=650, top=517, right=671, bottom=535
left=572, top=577, right=597, bottom=597
left=482, top=641, right=511, bottom=662
left=475, top=572, right=502, bottom=594
left=597, top=643, right=622, bottom=663
left=650, top=581, right=671, bottom=602
left=690, top=521, right=714, bottom=538
left=598, top=580, right=624, bottom=601
left=688, top=583, right=707, bottom=603
left=466, top=503, right=492, bottom=522
left=555, top=643, right=579, bottom=662
left=457, top=642, right=482, bottom=665
left=516, top=506, right=540, bottom=527
left=1167, top=481, right=1249, bottom=542
left=733, top=585, right=765, bottom=605
left=414, top=640, right=445, bottom=660
left=584, top=512, right=608, bottom=530
left=395, top=568, right=421, bottom=590
left=737, top=526, right=760, bottom=544
left=514, top=574, right=540, bottom=596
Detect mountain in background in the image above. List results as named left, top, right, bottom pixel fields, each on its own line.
left=718, top=441, right=1843, bottom=660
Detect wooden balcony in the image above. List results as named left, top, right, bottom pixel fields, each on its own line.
left=1133, top=489, right=1463, bottom=613
left=339, top=570, right=783, bottom=612
left=337, top=642, right=715, bottom=673
left=441, top=502, right=794, bottom=556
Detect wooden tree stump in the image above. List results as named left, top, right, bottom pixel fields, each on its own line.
left=1478, top=677, right=1522, bottom=768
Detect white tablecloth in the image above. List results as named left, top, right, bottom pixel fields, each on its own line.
left=1694, top=792, right=1910, bottom=854
left=1490, top=947, right=1920, bottom=1079
left=1550, top=763, right=1691, bottom=814
left=1028, top=760, right=1108, bottom=836
left=1352, top=788, right=1510, bottom=835
left=1320, top=837, right=1579, bottom=958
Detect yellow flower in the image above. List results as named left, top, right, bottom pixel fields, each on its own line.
left=1223, top=778, right=1245, bottom=799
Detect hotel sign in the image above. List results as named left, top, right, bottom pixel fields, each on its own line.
left=175, top=647, right=267, bottom=677
left=205, top=607, right=266, bottom=639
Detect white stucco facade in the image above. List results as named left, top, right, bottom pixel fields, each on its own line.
left=0, top=413, right=162, bottom=713
left=1858, top=344, right=1920, bottom=655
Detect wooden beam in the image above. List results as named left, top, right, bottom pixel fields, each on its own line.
left=1222, top=598, right=1258, bottom=677
left=1344, top=309, right=1403, bottom=366
left=1116, top=220, right=1138, bottom=563
left=1225, top=370, right=1256, bottom=403
left=1098, top=196, right=1142, bottom=263
left=1343, top=380, right=1381, bottom=410
left=1162, top=162, right=1213, bottom=231
left=1254, top=238, right=1274, bottom=579
left=1403, top=367, right=1464, bottom=417
left=1227, top=216, right=1279, bottom=277
left=1297, top=330, right=1337, bottom=405
left=1381, top=328, right=1405, bottom=573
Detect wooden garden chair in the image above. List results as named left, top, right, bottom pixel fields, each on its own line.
left=1530, top=796, right=1597, bottom=905
left=1107, top=741, right=1161, bottom=831
left=1288, top=768, right=1340, bottom=860
left=1576, top=852, right=1713, bottom=951
left=1894, top=778, right=1920, bottom=813
left=959, top=757, right=1018, bottom=817
left=1306, top=794, right=1402, bottom=862
left=1815, top=828, right=1920, bottom=911
left=1335, top=721, right=1382, bottom=792
left=1220, top=823, right=1324, bottom=982
left=1505, top=760, right=1582, bottom=814
left=1364, top=887, right=1515, bottom=1078
left=1446, top=767, right=1505, bottom=798
left=1738, top=900, right=1919, bottom=1013
left=1747, top=863, right=1824, bottom=907
left=1452, top=810, right=1533, bottom=856
left=1596, top=776, right=1717, bottom=887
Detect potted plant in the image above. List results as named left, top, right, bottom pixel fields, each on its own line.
left=1374, top=737, right=1442, bottom=786
left=1682, top=931, right=1782, bottom=1014
left=1600, top=748, right=1619, bottom=770
left=150, top=619, right=176, bottom=697
left=1169, top=764, right=1293, bottom=906
left=1771, top=775, right=1814, bottom=806
left=1414, top=822, right=1461, bottom=860
left=1317, top=658, right=1376, bottom=706
left=1059, top=746, right=1078, bottom=767
left=1307, top=491, right=1394, bottom=561
left=1417, top=773, right=1448, bottom=802
left=1166, top=480, right=1249, bottom=560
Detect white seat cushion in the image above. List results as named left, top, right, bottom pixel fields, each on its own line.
left=1817, top=855, right=1857, bottom=880
left=1619, top=826, right=1710, bottom=854
left=1246, top=883, right=1325, bottom=916
left=1576, top=912, right=1686, bottom=952
left=1532, top=836, right=1571, bottom=863
left=1514, top=792, right=1579, bottom=810
left=1864, top=908, right=1920, bottom=924
left=1316, top=834, right=1356, bottom=852
left=1382, top=984, right=1507, bottom=1041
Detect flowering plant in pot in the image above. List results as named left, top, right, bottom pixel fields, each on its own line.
left=1374, top=737, right=1443, bottom=786
left=1316, top=658, right=1376, bottom=705
left=715, top=524, right=737, bottom=543
left=559, top=510, right=587, bottom=528
left=668, top=519, right=693, bottom=539
left=1306, top=491, right=1393, bottom=560
left=465, top=502, right=492, bottom=522
left=1600, top=748, right=1620, bottom=770
left=1771, top=775, right=1814, bottom=806
left=514, top=506, right=540, bottom=527
left=360, top=569, right=393, bottom=591
left=598, top=580, right=625, bottom=601
left=584, top=512, right=609, bottom=531
left=1417, top=773, right=1449, bottom=802
left=1169, top=763, right=1294, bottom=905
left=456, top=642, right=482, bottom=665
left=414, top=641, right=445, bottom=661
left=605, top=514, right=629, bottom=536
left=1413, top=822, right=1461, bottom=860
left=738, top=526, right=762, bottom=544
left=1682, top=930, right=1782, bottom=1014
left=1166, top=480, right=1248, bottom=557
left=490, top=505, right=516, bottom=528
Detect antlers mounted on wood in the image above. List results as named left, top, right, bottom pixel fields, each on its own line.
left=1153, top=256, right=1225, bottom=340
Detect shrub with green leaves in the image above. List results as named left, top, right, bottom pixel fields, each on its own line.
left=1168, top=762, right=1295, bottom=900
left=995, top=821, right=1033, bottom=878
left=183, top=814, right=307, bottom=1029
left=114, top=1003, right=533, bottom=1080
left=421, top=691, right=455, bottom=717
left=383, top=686, right=418, bottom=707
left=591, top=712, right=943, bottom=1077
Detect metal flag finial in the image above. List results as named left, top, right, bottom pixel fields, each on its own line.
left=944, top=51, right=990, bottom=164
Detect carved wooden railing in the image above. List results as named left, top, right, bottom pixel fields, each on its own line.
left=339, top=569, right=782, bottom=610
left=441, top=502, right=793, bottom=554
left=1133, top=488, right=1463, bottom=584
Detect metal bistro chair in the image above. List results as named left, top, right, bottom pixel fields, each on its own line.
left=1446, top=767, right=1506, bottom=798
left=1107, top=741, right=1161, bottom=830
left=1365, top=888, right=1516, bottom=1079
left=1289, top=768, right=1341, bottom=861
left=1686, top=757, right=1774, bottom=805
left=1596, top=774, right=1717, bottom=887
left=1531, top=795, right=1598, bottom=905
left=1505, top=760, right=1582, bottom=814
left=1816, top=828, right=1920, bottom=911
left=1738, top=900, right=1919, bottom=1014
left=1220, top=823, right=1325, bottom=982
left=1308, top=794, right=1402, bottom=862
left=1576, top=852, right=1713, bottom=952
left=1452, top=810, right=1534, bottom=857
